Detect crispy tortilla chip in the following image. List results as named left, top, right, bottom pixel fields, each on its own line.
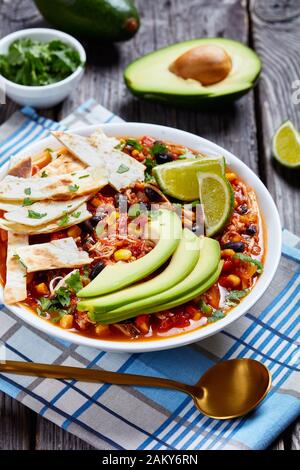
left=0, top=165, right=107, bottom=202
left=8, top=156, right=32, bottom=178
left=4, top=232, right=28, bottom=304
left=0, top=203, right=91, bottom=234
left=15, top=237, right=92, bottom=272
left=4, top=195, right=89, bottom=227
left=52, top=129, right=145, bottom=190
left=35, top=153, right=85, bottom=177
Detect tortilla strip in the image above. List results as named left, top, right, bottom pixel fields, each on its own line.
left=0, top=165, right=107, bottom=202
left=0, top=203, right=91, bottom=234
left=4, top=195, right=89, bottom=227
left=14, top=237, right=92, bottom=273
left=7, top=155, right=32, bottom=178
left=4, top=232, right=28, bottom=304
left=35, top=153, right=85, bottom=177
left=0, top=201, right=21, bottom=211
left=52, top=129, right=145, bottom=190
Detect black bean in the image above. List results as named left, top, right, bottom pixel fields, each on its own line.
left=155, top=153, right=173, bottom=165
left=144, top=186, right=161, bottom=202
left=245, top=225, right=257, bottom=236
left=90, top=215, right=105, bottom=226
left=80, top=220, right=94, bottom=233
left=237, top=204, right=248, bottom=214
left=90, top=262, right=105, bottom=280
left=223, top=241, right=245, bottom=252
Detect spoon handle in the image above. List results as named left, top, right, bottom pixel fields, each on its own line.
left=0, top=360, right=194, bottom=395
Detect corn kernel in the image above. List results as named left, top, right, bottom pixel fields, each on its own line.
left=227, top=274, right=241, bottom=288
left=192, top=311, right=202, bottom=321
left=95, top=324, right=110, bottom=336
left=226, top=172, right=237, bottom=182
left=114, top=248, right=132, bottom=261
left=34, top=149, right=52, bottom=169
left=132, top=149, right=139, bottom=157
left=221, top=249, right=235, bottom=258
left=60, top=314, right=74, bottom=329
left=67, top=225, right=82, bottom=238
left=35, top=282, right=49, bottom=295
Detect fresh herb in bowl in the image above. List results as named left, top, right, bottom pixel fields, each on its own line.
left=0, top=38, right=82, bottom=86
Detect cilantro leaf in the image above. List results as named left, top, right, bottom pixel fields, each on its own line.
left=117, top=164, right=129, bottom=174
left=207, top=310, right=225, bottom=323
left=27, top=209, right=47, bottom=219
left=22, top=197, right=33, bottom=206
left=24, top=187, right=31, bottom=195
left=68, top=184, right=79, bottom=192
left=41, top=170, right=48, bottom=177
left=71, top=211, right=81, bottom=218
left=56, top=287, right=71, bottom=307
left=225, top=289, right=249, bottom=307
left=126, top=139, right=142, bottom=151
left=233, top=253, right=263, bottom=274
left=58, top=211, right=70, bottom=226
left=78, top=174, right=89, bottom=179
left=65, top=270, right=83, bottom=293
left=150, top=141, right=167, bottom=156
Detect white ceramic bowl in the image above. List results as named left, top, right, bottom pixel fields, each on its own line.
left=0, top=28, right=86, bottom=108
left=0, top=123, right=282, bottom=352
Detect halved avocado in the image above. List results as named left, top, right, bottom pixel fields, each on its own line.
left=124, top=38, right=261, bottom=107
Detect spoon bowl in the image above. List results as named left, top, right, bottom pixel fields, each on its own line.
left=192, top=358, right=271, bottom=419
left=0, top=358, right=271, bottom=420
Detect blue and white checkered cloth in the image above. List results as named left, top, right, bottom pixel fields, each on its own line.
left=0, top=99, right=299, bottom=450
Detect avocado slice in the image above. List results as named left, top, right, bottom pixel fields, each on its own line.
left=33, top=0, right=140, bottom=42
left=93, top=262, right=223, bottom=324
left=86, top=237, right=221, bottom=323
left=78, top=228, right=200, bottom=313
left=78, top=209, right=182, bottom=297
left=124, top=38, right=261, bottom=107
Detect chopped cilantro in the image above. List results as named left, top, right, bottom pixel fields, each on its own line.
left=22, top=197, right=33, bottom=206
left=126, top=139, right=142, bottom=151
left=56, top=287, right=71, bottom=307
left=41, top=170, right=48, bottom=178
left=198, top=299, right=212, bottom=315
left=58, top=211, right=70, bottom=226
left=68, top=184, right=79, bottom=192
left=207, top=310, right=225, bottom=323
left=117, top=164, right=129, bottom=174
left=13, top=253, right=27, bottom=269
left=225, top=289, right=249, bottom=307
left=233, top=253, right=263, bottom=274
left=24, top=187, right=31, bottom=195
left=78, top=174, right=89, bottom=179
left=65, top=270, right=83, bottom=293
left=28, top=209, right=47, bottom=219
left=150, top=141, right=167, bottom=156
left=71, top=211, right=81, bottom=218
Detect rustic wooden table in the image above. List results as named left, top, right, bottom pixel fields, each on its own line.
left=0, top=0, right=299, bottom=450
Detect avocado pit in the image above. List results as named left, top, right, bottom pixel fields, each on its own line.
left=169, top=44, right=232, bottom=86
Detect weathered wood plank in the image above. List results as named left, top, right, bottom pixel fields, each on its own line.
left=250, top=0, right=300, bottom=235
left=35, top=417, right=94, bottom=450
left=0, top=392, right=35, bottom=449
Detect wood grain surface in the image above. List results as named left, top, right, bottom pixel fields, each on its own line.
left=0, top=0, right=299, bottom=450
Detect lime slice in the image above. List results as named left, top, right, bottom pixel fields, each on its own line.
left=272, top=120, right=300, bottom=168
left=198, top=172, right=234, bottom=237
left=153, top=157, right=225, bottom=201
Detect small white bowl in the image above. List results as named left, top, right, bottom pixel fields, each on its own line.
left=0, top=123, right=282, bottom=353
left=0, top=28, right=86, bottom=108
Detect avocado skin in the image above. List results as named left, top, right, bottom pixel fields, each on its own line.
left=34, top=0, right=140, bottom=41
left=124, top=85, right=257, bottom=109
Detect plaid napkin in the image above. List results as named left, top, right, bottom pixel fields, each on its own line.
left=0, top=99, right=299, bottom=450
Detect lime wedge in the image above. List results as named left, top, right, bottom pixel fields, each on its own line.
left=198, top=172, right=234, bottom=237
left=272, top=120, right=300, bottom=168
left=153, top=157, right=225, bottom=201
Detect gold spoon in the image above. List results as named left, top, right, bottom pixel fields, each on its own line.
left=0, top=358, right=271, bottom=419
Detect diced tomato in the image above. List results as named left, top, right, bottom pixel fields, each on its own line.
left=135, top=315, right=151, bottom=334
left=50, top=231, right=67, bottom=240
left=31, top=165, right=39, bottom=175
left=185, top=304, right=200, bottom=319
left=173, top=316, right=190, bottom=328
left=204, top=283, right=220, bottom=309
left=222, top=260, right=234, bottom=272
left=141, top=135, right=155, bottom=147
left=158, top=317, right=175, bottom=332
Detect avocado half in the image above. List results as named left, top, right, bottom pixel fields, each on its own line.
left=124, top=38, right=261, bottom=107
